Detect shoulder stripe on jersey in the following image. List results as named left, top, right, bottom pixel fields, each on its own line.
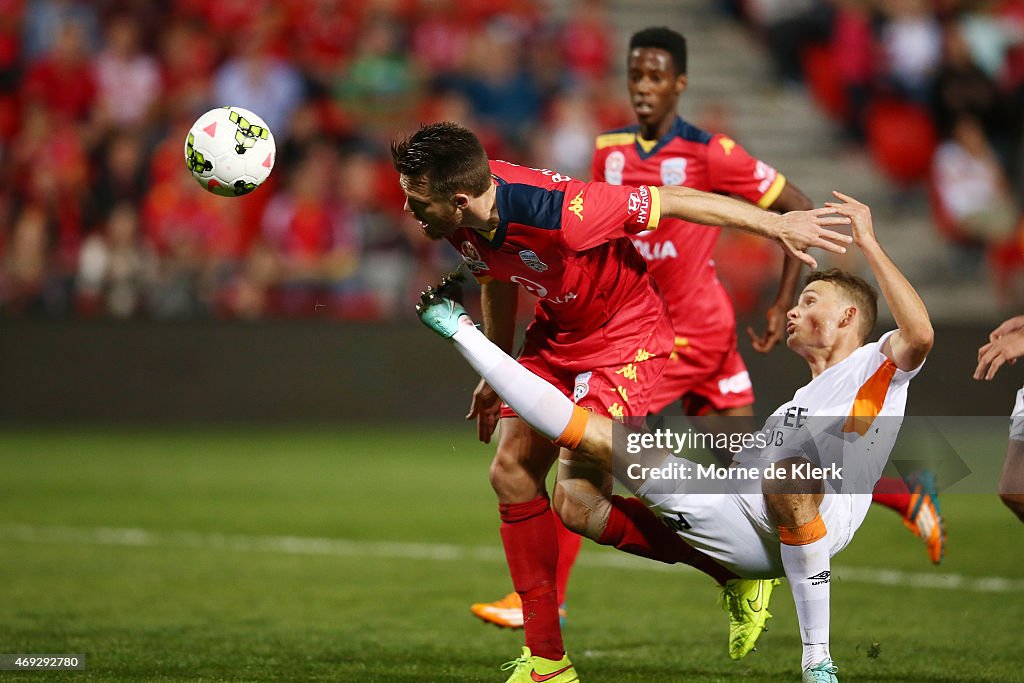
left=496, top=182, right=565, bottom=233
left=843, top=359, right=897, bottom=435
left=596, top=131, right=637, bottom=150
left=757, top=173, right=787, bottom=209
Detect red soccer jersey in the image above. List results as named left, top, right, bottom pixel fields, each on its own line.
left=448, top=160, right=664, bottom=365
left=591, top=117, right=786, bottom=338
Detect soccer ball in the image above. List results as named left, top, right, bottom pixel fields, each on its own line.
left=184, top=106, right=276, bottom=197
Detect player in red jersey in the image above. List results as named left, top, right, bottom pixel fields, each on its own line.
left=391, top=122, right=851, bottom=683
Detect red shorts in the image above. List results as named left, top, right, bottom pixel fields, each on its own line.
left=646, top=326, right=755, bottom=416
left=500, top=326, right=672, bottom=422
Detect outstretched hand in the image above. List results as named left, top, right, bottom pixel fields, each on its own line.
left=824, top=191, right=877, bottom=248
left=975, top=319, right=1024, bottom=381
left=767, top=207, right=852, bottom=269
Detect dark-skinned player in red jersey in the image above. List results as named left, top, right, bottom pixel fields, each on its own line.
left=391, top=121, right=853, bottom=683
left=471, top=26, right=946, bottom=655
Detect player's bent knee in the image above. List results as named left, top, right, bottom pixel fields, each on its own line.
left=489, top=451, right=546, bottom=502
left=552, top=479, right=610, bottom=540
left=999, top=492, right=1024, bottom=522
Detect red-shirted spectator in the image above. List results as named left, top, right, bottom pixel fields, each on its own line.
left=21, top=20, right=96, bottom=122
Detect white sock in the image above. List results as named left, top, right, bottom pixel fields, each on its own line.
left=450, top=319, right=575, bottom=441
left=780, top=536, right=832, bottom=670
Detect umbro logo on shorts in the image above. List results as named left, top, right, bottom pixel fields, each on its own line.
left=808, top=570, right=831, bottom=585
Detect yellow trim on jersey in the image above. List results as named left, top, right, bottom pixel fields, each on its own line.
left=757, top=173, right=787, bottom=209
left=636, top=136, right=658, bottom=153
left=474, top=225, right=499, bottom=241
left=646, top=185, right=662, bottom=230
left=595, top=132, right=637, bottom=150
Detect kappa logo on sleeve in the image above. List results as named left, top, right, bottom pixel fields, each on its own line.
left=567, top=190, right=585, bottom=221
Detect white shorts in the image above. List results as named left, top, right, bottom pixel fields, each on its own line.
left=637, top=472, right=871, bottom=578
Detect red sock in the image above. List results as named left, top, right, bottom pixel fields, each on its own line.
left=552, top=508, right=581, bottom=606
left=500, top=496, right=563, bottom=660
left=873, top=476, right=912, bottom=514
left=597, top=495, right=736, bottom=584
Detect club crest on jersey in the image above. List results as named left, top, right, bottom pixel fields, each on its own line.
left=660, top=157, right=688, bottom=186
left=518, top=249, right=548, bottom=272
left=460, top=241, right=489, bottom=273
left=573, top=371, right=593, bottom=403
left=604, top=151, right=625, bottom=185
left=510, top=275, right=548, bottom=298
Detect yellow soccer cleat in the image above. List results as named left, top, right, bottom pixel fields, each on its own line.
left=471, top=592, right=567, bottom=629
left=500, top=646, right=579, bottom=683
left=719, top=577, right=779, bottom=660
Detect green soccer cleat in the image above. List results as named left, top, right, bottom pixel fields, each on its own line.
left=500, top=647, right=579, bottom=683
left=416, top=289, right=469, bottom=339
left=719, top=577, right=779, bottom=660
left=802, top=659, right=838, bottom=683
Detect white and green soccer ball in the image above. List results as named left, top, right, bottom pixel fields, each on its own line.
left=185, top=106, right=276, bottom=197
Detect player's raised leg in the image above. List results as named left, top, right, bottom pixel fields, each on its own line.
left=418, top=289, right=778, bottom=659
left=419, top=290, right=727, bottom=573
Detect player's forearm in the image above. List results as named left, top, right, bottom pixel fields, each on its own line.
left=657, top=186, right=777, bottom=238
left=862, top=241, right=933, bottom=350
left=773, top=254, right=803, bottom=308
left=480, top=279, right=518, bottom=353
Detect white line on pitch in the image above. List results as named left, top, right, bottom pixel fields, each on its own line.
left=1, top=523, right=1020, bottom=594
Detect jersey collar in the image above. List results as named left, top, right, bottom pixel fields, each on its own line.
left=634, top=116, right=687, bottom=160
left=471, top=174, right=509, bottom=249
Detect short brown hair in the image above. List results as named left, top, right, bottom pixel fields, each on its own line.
left=805, top=269, right=878, bottom=343
left=390, top=122, right=492, bottom=200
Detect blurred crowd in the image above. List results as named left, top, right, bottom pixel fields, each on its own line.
left=731, top=0, right=1024, bottom=297
left=0, top=0, right=624, bottom=320
left=4, top=0, right=1023, bottom=322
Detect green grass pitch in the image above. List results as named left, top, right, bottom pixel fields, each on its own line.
left=1, top=426, right=1022, bottom=682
